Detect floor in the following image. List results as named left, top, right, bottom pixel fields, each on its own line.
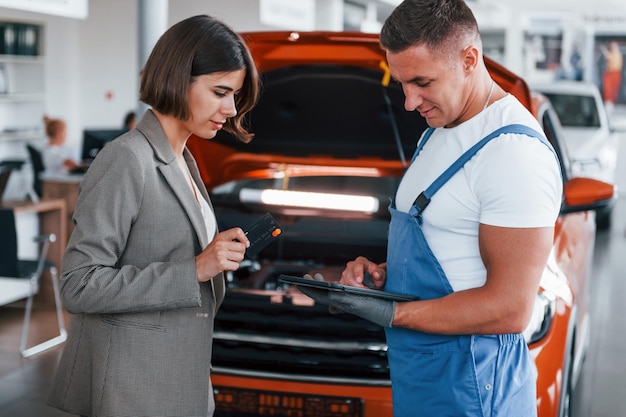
left=0, top=307, right=72, bottom=416
left=2, top=121, right=626, bottom=417
left=571, top=225, right=626, bottom=417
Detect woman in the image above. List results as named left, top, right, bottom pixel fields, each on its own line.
left=601, top=41, right=623, bottom=108
left=41, top=116, right=82, bottom=174
left=48, top=15, right=260, bottom=417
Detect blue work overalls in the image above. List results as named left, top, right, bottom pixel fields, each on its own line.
left=384, top=124, right=554, bottom=417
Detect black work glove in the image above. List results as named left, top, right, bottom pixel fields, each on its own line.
left=297, top=274, right=395, bottom=328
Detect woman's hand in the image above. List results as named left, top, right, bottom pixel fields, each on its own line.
left=195, top=227, right=249, bottom=282
left=340, top=256, right=386, bottom=289
left=63, top=158, right=80, bottom=171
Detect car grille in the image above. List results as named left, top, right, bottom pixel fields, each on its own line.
left=213, top=290, right=391, bottom=385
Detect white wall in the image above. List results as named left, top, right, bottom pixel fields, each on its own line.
left=79, top=0, right=138, bottom=131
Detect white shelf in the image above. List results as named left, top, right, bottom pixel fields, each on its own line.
left=0, top=25, right=45, bottom=140
left=0, top=55, right=44, bottom=64
left=0, top=92, right=45, bottom=101
left=0, top=128, right=45, bottom=142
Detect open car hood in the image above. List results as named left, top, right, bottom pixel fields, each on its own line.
left=188, top=31, right=532, bottom=189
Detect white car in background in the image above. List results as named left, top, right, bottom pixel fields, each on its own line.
left=533, top=80, right=619, bottom=229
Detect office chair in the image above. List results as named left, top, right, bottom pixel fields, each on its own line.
left=25, top=144, right=45, bottom=202
left=0, top=164, right=12, bottom=201
left=0, top=208, right=67, bottom=358
left=0, top=160, right=26, bottom=203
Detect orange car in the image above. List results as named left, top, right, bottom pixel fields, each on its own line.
left=187, top=31, right=615, bottom=417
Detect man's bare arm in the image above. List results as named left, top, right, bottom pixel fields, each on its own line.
left=392, top=224, right=554, bottom=335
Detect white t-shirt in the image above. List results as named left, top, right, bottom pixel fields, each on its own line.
left=395, top=94, right=563, bottom=292
left=180, top=157, right=217, bottom=239
left=191, top=176, right=217, bottom=239
left=42, top=144, right=76, bottom=174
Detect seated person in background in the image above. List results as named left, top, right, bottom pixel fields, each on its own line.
left=42, top=116, right=86, bottom=174
left=123, top=110, right=137, bottom=131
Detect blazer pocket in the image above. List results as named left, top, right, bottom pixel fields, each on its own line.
left=101, top=314, right=166, bottom=332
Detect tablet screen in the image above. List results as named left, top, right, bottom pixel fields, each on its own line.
left=279, top=274, right=419, bottom=302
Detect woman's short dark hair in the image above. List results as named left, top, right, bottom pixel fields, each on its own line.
left=140, top=15, right=260, bottom=143
left=380, top=0, right=480, bottom=57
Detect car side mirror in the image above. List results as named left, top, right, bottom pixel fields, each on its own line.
left=561, top=177, right=616, bottom=214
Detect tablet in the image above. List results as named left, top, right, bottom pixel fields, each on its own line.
left=279, top=274, right=419, bottom=302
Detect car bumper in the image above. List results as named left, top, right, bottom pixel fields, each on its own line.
left=212, top=373, right=393, bottom=417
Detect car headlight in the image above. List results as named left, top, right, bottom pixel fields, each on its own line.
left=523, top=290, right=556, bottom=344
left=571, top=157, right=602, bottom=174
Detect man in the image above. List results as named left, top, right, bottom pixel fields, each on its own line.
left=297, top=0, right=562, bottom=416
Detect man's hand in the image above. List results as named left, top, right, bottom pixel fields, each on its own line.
left=340, top=256, right=386, bottom=289
left=297, top=274, right=395, bottom=327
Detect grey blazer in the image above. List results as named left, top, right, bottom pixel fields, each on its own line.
left=48, top=110, right=225, bottom=417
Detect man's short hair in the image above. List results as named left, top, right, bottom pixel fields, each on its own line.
left=380, top=0, right=480, bottom=57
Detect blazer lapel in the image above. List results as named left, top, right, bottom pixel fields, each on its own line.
left=186, top=152, right=213, bottom=216
left=185, top=151, right=226, bottom=303
left=158, top=163, right=209, bottom=247
left=136, top=111, right=209, bottom=249
left=136, top=110, right=225, bottom=304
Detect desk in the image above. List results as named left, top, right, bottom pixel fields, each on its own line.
left=0, top=277, right=32, bottom=306
left=0, top=199, right=67, bottom=307
left=42, top=173, right=82, bottom=240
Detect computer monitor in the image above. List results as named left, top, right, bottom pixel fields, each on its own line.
left=81, top=129, right=126, bottom=161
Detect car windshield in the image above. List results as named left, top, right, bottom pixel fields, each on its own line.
left=543, top=93, right=600, bottom=128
